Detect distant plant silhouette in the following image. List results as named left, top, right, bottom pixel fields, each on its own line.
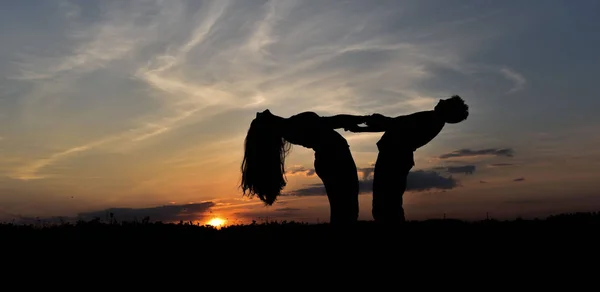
left=2, top=211, right=600, bottom=241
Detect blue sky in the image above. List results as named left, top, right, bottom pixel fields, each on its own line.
left=1, top=0, right=599, bottom=225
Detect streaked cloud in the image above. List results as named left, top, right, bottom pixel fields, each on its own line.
left=439, top=148, right=514, bottom=159
left=488, top=163, right=516, bottom=167
left=499, top=67, right=526, bottom=93
left=434, top=165, right=476, bottom=175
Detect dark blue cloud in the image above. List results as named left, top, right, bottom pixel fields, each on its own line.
left=286, top=170, right=458, bottom=197
left=434, top=165, right=476, bottom=175
left=439, top=148, right=514, bottom=159
left=77, top=202, right=216, bottom=222
left=9, top=202, right=216, bottom=224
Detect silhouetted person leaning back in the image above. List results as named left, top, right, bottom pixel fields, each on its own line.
left=347, top=95, right=469, bottom=224
left=240, top=109, right=369, bottom=227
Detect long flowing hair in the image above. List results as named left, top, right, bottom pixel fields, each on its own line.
left=240, top=115, right=292, bottom=205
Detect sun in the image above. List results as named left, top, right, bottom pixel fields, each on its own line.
left=207, top=217, right=226, bottom=228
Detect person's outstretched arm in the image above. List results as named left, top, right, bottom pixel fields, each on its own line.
left=320, top=114, right=369, bottom=130
left=344, top=113, right=396, bottom=133
left=344, top=125, right=385, bottom=133
left=366, top=113, right=395, bottom=129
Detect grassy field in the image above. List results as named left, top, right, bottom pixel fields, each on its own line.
left=2, top=211, right=600, bottom=241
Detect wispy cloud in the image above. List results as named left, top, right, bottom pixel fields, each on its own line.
left=9, top=136, right=119, bottom=180
left=12, top=1, right=158, bottom=82
left=11, top=0, right=460, bottom=180
left=499, top=67, right=526, bottom=93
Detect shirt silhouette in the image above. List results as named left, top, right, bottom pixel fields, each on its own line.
left=241, top=109, right=369, bottom=226
left=348, top=95, right=469, bottom=223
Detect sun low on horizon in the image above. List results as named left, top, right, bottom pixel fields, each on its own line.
left=206, top=217, right=227, bottom=228
left=1, top=1, right=599, bottom=225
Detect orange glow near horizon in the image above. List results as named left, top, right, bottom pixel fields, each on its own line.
left=207, top=217, right=226, bottom=228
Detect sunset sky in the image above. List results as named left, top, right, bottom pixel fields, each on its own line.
left=1, top=0, right=599, bottom=226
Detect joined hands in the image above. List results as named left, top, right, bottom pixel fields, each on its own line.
left=344, top=113, right=386, bottom=132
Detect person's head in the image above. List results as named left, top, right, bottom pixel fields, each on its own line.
left=434, top=95, right=469, bottom=124
left=240, top=109, right=292, bottom=205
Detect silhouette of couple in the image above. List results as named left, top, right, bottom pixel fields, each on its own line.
left=241, top=95, right=469, bottom=226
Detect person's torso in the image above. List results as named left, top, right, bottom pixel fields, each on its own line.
left=283, top=111, right=348, bottom=151
left=377, top=111, right=445, bottom=152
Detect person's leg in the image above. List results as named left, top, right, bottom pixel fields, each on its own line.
left=315, top=151, right=359, bottom=227
left=395, top=153, right=414, bottom=222
left=327, top=182, right=358, bottom=226
left=386, top=168, right=408, bottom=223
left=371, top=151, right=387, bottom=222
left=333, top=165, right=360, bottom=225
left=372, top=150, right=412, bottom=224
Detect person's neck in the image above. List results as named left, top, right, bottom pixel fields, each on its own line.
left=271, top=115, right=285, bottom=122
left=432, top=110, right=446, bottom=123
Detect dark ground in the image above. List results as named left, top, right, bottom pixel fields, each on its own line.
left=3, top=211, right=600, bottom=241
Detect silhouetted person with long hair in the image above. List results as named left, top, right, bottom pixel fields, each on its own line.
left=347, top=95, right=469, bottom=224
left=240, top=109, right=369, bottom=226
